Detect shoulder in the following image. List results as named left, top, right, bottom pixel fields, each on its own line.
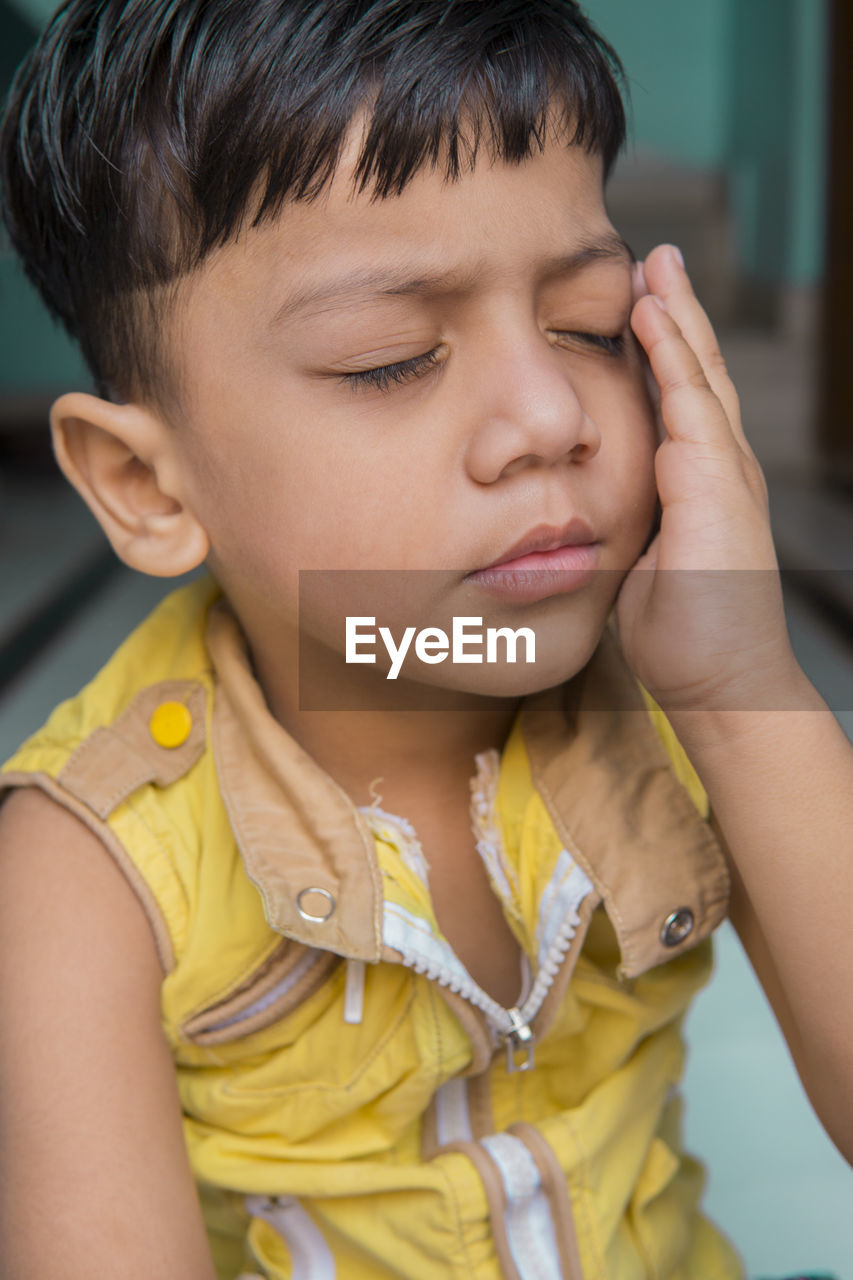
left=0, top=783, right=164, bottom=982
left=0, top=575, right=224, bottom=968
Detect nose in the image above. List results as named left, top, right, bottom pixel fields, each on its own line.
left=464, top=332, right=602, bottom=484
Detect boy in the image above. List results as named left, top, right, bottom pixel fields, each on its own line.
left=0, top=1, right=850, bottom=1276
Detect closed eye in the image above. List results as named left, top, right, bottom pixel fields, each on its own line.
left=555, top=331, right=626, bottom=357
left=339, top=329, right=624, bottom=394
left=340, top=347, right=443, bottom=392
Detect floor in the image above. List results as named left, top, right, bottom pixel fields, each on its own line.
left=1, top=316, right=852, bottom=1276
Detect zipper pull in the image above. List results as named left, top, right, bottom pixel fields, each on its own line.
left=504, top=1007, right=535, bottom=1073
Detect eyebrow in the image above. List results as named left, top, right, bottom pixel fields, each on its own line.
left=269, top=232, right=634, bottom=326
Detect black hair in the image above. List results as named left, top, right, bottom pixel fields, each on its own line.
left=0, top=0, right=627, bottom=409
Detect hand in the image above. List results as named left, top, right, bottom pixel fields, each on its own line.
left=615, top=245, right=801, bottom=719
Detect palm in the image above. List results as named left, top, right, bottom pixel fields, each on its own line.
left=616, top=246, right=791, bottom=714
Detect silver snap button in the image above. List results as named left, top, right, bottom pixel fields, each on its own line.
left=661, top=907, right=694, bottom=947
left=296, top=886, right=336, bottom=923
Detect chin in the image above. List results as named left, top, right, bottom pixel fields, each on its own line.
left=296, top=591, right=614, bottom=710
left=394, top=626, right=607, bottom=703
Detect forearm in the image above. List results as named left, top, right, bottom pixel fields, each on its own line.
left=669, top=667, right=853, bottom=1160
left=622, top=249, right=853, bottom=1158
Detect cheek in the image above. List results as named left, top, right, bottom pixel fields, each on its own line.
left=597, top=387, right=659, bottom=550
left=623, top=432, right=659, bottom=534
left=625, top=413, right=658, bottom=496
left=173, top=423, right=295, bottom=582
left=604, top=381, right=658, bottom=484
left=188, top=436, right=414, bottom=578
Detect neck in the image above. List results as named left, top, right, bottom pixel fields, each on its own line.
left=217, top=578, right=525, bottom=803
left=246, top=625, right=521, bottom=806
left=279, top=703, right=522, bottom=808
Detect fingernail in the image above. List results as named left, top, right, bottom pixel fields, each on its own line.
left=667, top=245, right=685, bottom=269
left=651, top=295, right=668, bottom=312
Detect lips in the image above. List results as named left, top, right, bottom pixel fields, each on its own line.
left=463, top=518, right=600, bottom=604
left=475, top=519, right=597, bottom=573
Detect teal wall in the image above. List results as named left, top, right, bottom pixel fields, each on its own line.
left=0, top=256, right=90, bottom=389
left=591, top=0, right=828, bottom=286
left=728, top=0, right=798, bottom=286
left=6, top=0, right=56, bottom=23
left=0, top=1, right=90, bottom=394
left=789, top=0, right=828, bottom=283
left=592, top=0, right=732, bottom=168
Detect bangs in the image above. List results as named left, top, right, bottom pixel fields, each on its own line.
left=118, top=0, right=626, bottom=280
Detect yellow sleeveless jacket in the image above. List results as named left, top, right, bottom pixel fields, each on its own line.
left=0, top=576, right=744, bottom=1279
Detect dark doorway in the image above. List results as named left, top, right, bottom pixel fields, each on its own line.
left=819, top=0, right=853, bottom=488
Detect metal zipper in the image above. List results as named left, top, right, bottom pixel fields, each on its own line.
left=391, top=904, right=582, bottom=1073
left=187, top=904, right=578, bottom=1060
left=362, top=790, right=588, bottom=1073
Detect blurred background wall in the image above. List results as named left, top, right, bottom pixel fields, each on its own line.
left=0, top=0, right=92, bottom=406
left=600, top=0, right=827, bottom=305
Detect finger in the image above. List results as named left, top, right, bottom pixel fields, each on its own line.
left=642, top=245, right=746, bottom=446
left=630, top=293, right=741, bottom=454
left=631, top=261, right=664, bottom=430
left=631, top=260, right=650, bottom=304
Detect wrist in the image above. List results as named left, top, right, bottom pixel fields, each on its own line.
left=660, top=656, right=825, bottom=758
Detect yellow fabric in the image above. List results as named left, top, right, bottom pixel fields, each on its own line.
left=639, top=687, right=709, bottom=820
left=0, top=578, right=743, bottom=1279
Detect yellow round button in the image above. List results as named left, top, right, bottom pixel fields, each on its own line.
left=149, top=700, right=193, bottom=749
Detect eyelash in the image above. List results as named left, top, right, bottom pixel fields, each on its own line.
left=567, top=332, right=626, bottom=357
left=340, top=331, right=625, bottom=393
left=341, top=347, right=443, bottom=392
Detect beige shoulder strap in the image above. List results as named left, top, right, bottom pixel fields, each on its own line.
left=57, top=679, right=207, bottom=818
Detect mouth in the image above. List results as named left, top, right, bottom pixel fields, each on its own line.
left=463, top=519, right=600, bottom=604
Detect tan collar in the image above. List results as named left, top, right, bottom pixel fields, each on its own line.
left=205, top=595, right=729, bottom=977
left=206, top=595, right=384, bottom=961
left=521, top=638, right=730, bottom=977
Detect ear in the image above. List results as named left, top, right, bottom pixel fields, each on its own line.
left=49, top=392, right=210, bottom=577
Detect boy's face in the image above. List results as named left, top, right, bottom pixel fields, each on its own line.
left=167, top=129, right=658, bottom=704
